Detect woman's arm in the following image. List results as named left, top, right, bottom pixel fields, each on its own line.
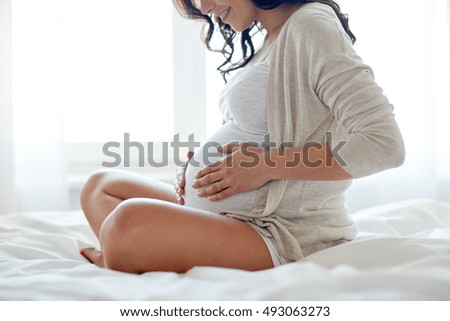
left=265, top=142, right=351, bottom=181
left=192, top=141, right=350, bottom=201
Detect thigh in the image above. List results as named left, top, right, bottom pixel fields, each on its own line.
left=81, top=169, right=178, bottom=237
left=94, top=169, right=177, bottom=203
left=100, top=198, right=274, bottom=273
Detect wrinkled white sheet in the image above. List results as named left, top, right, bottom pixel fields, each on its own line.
left=0, top=199, right=449, bottom=300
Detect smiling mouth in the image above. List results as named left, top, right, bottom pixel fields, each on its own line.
left=218, top=7, right=231, bottom=21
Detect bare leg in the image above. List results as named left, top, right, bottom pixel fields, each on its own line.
left=93, top=198, right=273, bottom=273
left=80, top=169, right=177, bottom=237
left=80, top=170, right=273, bottom=272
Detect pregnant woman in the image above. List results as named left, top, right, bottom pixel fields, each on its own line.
left=80, top=0, right=405, bottom=273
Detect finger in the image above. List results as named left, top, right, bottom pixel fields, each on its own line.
left=193, top=171, right=223, bottom=189
left=176, top=166, right=186, bottom=181
left=175, top=178, right=185, bottom=192
left=175, top=152, right=194, bottom=185
left=176, top=168, right=187, bottom=187
left=208, top=186, right=233, bottom=201
left=197, top=180, right=227, bottom=197
left=195, top=161, right=222, bottom=179
left=173, top=179, right=185, bottom=199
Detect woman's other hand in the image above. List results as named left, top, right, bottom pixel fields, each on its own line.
left=192, top=143, right=271, bottom=201
left=174, top=151, right=194, bottom=205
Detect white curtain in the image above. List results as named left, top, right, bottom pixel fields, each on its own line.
left=0, top=0, right=15, bottom=214
left=9, top=0, right=68, bottom=212
left=1, top=0, right=450, bottom=214
left=1, top=0, right=179, bottom=214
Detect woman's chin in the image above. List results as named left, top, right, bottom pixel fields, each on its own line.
left=226, top=21, right=252, bottom=33
left=230, top=26, right=250, bottom=33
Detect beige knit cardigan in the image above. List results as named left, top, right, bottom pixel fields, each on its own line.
left=223, top=3, right=405, bottom=261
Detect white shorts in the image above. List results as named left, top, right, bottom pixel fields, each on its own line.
left=258, top=232, right=289, bottom=268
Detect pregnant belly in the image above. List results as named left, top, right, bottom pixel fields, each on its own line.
left=183, top=122, right=262, bottom=214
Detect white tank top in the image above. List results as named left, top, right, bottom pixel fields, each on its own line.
left=183, top=61, right=269, bottom=213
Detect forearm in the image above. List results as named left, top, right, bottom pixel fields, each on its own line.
left=264, top=142, right=352, bottom=181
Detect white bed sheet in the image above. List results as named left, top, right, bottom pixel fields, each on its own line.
left=0, top=198, right=449, bottom=300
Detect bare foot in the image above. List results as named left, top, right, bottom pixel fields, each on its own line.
left=80, top=248, right=105, bottom=268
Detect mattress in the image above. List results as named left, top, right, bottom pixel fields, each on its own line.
left=0, top=198, right=449, bottom=300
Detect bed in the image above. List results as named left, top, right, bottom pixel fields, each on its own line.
left=0, top=198, right=449, bottom=300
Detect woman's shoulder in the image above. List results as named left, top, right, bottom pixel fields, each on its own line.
left=281, top=3, right=345, bottom=38
left=289, top=2, right=339, bottom=26
left=276, top=2, right=352, bottom=50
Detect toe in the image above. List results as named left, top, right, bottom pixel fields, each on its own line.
left=80, top=248, right=105, bottom=268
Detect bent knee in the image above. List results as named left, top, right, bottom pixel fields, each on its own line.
left=99, top=198, right=166, bottom=237
left=100, top=199, right=142, bottom=232
left=99, top=200, right=135, bottom=272
left=81, top=169, right=113, bottom=194
left=80, top=169, right=116, bottom=207
left=98, top=199, right=161, bottom=273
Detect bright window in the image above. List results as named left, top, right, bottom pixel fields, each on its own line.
left=58, top=0, right=174, bottom=143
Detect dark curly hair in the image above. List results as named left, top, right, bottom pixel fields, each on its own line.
left=173, top=0, right=356, bottom=81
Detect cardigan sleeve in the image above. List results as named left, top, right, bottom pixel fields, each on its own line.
left=290, top=6, right=405, bottom=178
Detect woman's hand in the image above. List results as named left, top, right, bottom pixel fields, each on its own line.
left=192, top=143, right=272, bottom=201
left=174, top=151, right=194, bottom=205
